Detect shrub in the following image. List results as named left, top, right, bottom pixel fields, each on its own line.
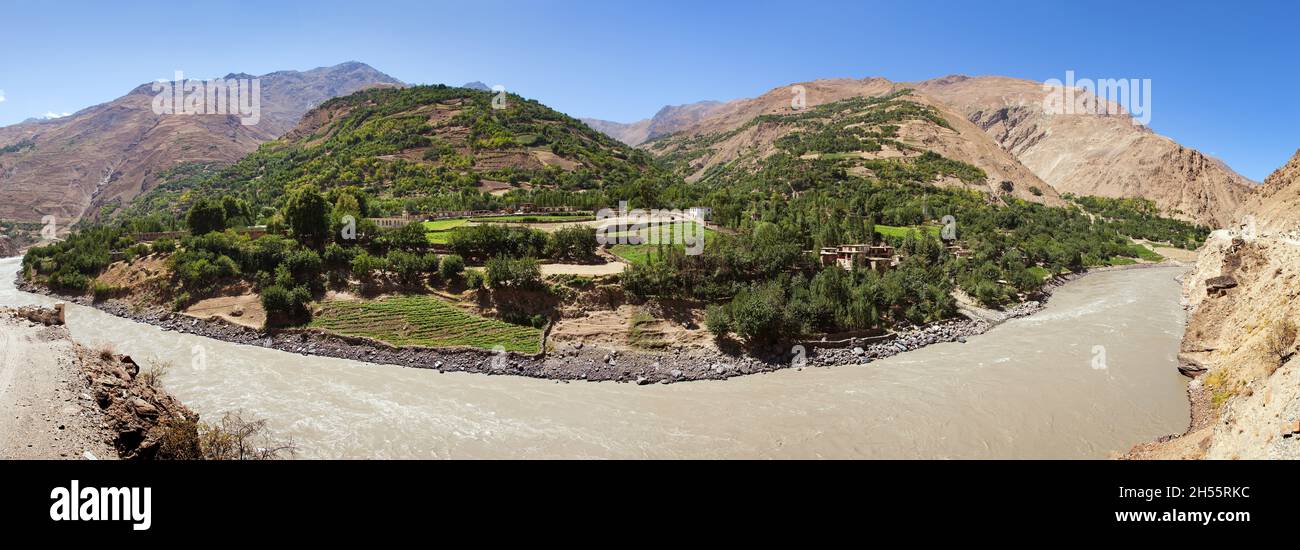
left=547, top=226, right=598, bottom=262
left=198, top=411, right=297, bottom=460
left=448, top=225, right=548, bottom=260
left=158, top=411, right=295, bottom=460
left=124, top=243, right=152, bottom=262
left=350, top=252, right=388, bottom=281
left=91, top=281, right=123, bottom=301
left=464, top=270, right=485, bottom=289
left=374, top=222, right=429, bottom=251
left=260, top=285, right=293, bottom=316
left=284, top=248, right=323, bottom=286
left=485, top=256, right=542, bottom=289
left=241, top=235, right=295, bottom=273
left=261, top=284, right=312, bottom=322
left=152, top=238, right=177, bottom=254
left=139, top=359, right=172, bottom=389
left=49, top=268, right=90, bottom=292
left=387, top=250, right=432, bottom=286
left=1264, top=319, right=1298, bottom=374
left=422, top=253, right=441, bottom=278
left=169, top=250, right=239, bottom=292
left=725, top=281, right=791, bottom=343
left=323, top=243, right=358, bottom=268
left=439, top=254, right=465, bottom=280
left=704, top=304, right=731, bottom=337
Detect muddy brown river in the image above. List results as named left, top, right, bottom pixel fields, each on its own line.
left=1, top=257, right=1190, bottom=458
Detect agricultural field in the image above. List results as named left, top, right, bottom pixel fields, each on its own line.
left=423, top=219, right=470, bottom=231
left=1126, top=243, right=1164, bottom=262
left=470, top=213, right=595, bottom=223
left=423, top=219, right=469, bottom=245
left=607, top=224, right=716, bottom=267
left=875, top=224, right=942, bottom=239
left=310, top=295, right=542, bottom=353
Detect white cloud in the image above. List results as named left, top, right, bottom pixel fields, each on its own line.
left=0, top=89, right=6, bottom=103
left=44, top=111, right=71, bottom=119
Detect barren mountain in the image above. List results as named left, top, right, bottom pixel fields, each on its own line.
left=582, top=100, right=725, bottom=146
left=643, top=78, right=1062, bottom=204
left=914, top=75, right=1253, bottom=227
left=1240, top=150, right=1300, bottom=233
left=0, top=62, right=402, bottom=224
left=581, top=117, right=653, bottom=146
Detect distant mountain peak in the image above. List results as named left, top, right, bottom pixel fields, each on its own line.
left=0, top=62, right=405, bottom=224
left=462, top=81, right=491, bottom=91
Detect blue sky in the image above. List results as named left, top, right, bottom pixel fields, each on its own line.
left=0, top=0, right=1296, bottom=180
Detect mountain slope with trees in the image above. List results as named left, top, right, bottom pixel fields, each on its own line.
left=0, top=62, right=403, bottom=226
left=118, top=84, right=675, bottom=224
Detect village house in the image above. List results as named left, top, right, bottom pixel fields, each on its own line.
left=819, top=244, right=899, bottom=273
left=368, top=213, right=421, bottom=229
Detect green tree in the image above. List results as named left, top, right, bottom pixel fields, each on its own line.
left=186, top=198, right=228, bottom=235
left=283, top=184, right=332, bottom=246
left=485, top=257, right=542, bottom=289
left=439, top=254, right=466, bottom=280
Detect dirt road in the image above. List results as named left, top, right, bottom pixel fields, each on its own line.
left=0, top=314, right=115, bottom=459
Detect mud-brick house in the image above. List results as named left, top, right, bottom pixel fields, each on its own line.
left=823, top=244, right=899, bottom=273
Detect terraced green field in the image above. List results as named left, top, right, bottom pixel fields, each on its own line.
left=310, top=295, right=541, bottom=353
left=875, top=224, right=942, bottom=238
left=608, top=224, right=717, bottom=266
left=423, top=219, right=469, bottom=231
left=470, top=213, right=595, bottom=223
left=1127, top=243, right=1164, bottom=262
left=423, top=219, right=469, bottom=244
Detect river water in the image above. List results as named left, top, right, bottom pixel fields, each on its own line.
left=0, top=256, right=1190, bottom=459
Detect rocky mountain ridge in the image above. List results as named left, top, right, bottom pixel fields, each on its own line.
left=0, top=62, right=403, bottom=225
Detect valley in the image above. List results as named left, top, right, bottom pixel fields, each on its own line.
left=13, top=83, right=1210, bottom=386
left=2, top=64, right=1292, bottom=462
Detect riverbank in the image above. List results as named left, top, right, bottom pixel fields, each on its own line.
left=13, top=260, right=1187, bottom=385
left=0, top=305, right=194, bottom=459
left=5, top=258, right=1192, bottom=458
left=1126, top=232, right=1300, bottom=459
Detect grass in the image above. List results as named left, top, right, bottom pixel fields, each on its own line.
left=876, top=224, right=942, bottom=239
left=1027, top=266, right=1052, bottom=281
left=608, top=224, right=717, bottom=267
left=309, top=295, right=542, bottom=353
left=423, top=219, right=469, bottom=231
left=627, top=309, right=667, bottom=349
left=1203, top=370, right=1238, bottom=409
left=1127, top=243, right=1164, bottom=262
left=610, top=244, right=660, bottom=266
left=424, top=219, right=468, bottom=245
left=819, top=152, right=864, bottom=160
left=470, top=213, right=595, bottom=223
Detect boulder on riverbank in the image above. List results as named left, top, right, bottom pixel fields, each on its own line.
left=0, top=305, right=196, bottom=460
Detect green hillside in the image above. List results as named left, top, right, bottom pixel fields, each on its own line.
left=115, top=85, right=675, bottom=225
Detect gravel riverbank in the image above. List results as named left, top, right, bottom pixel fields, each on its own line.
left=16, top=262, right=1183, bottom=385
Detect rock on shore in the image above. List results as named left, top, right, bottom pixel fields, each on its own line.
left=1, top=305, right=194, bottom=459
